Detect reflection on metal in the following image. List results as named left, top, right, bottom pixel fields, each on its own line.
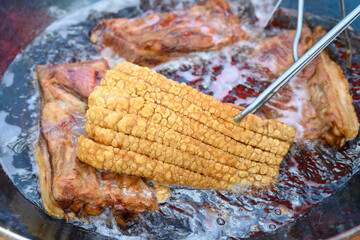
left=0, top=226, right=30, bottom=240
left=293, top=0, right=304, bottom=61
left=234, top=3, right=360, bottom=122
left=263, top=0, right=283, bottom=27
left=329, top=224, right=360, bottom=240
left=339, top=0, right=353, bottom=68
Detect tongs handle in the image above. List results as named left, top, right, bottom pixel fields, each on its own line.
left=234, top=4, right=360, bottom=123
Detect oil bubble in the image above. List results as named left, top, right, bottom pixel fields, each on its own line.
left=216, top=218, right=226, bottom=225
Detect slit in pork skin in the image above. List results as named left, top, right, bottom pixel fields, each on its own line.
left=77, top=62, right=295, bottom=189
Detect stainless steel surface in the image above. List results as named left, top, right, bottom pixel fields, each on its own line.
left=1, top=0, right=360, bottom=239
left=263, top=0, right=283, bottom=27
left=328, top=225, right=360, bottom=240
left=234, top=3, right=360, bottom=123
left=293, top=0, right=304, bottom=61
left=0, top=226, right=30, bottom=240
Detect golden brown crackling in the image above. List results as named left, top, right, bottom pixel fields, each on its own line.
left=88, top=86, right=283, bottom=172
left=100, top=66, right=292, bottom=156
left=101, top=62, right=295, bottom=142
left=78, top=62, right=295, bottom=188
left=153, top=184, right=172, bottom=203
left=89, top=85, right=290, bottom=156
left=77, top=135, right=232, bottom=189
left=85, top=122, right=277, bottom=183
left=85, top=105, right=283, bottom=171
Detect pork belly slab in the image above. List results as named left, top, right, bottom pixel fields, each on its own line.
left=307, top=52, right=359, bottom=146
left=254, top=26, right=358, bottom=146
left=91, top=0, right=248, bottom=67
left=77, top=62, right=295, bottom=189
left=36, top=59, right=157, bottom=219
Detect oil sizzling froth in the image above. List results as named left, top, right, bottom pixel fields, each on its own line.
left=0, top=0, right=359, bottom=238
left=155, top=33, right=309, bottom=140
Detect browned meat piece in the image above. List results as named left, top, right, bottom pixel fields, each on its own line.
left=36, top=59, right=157, bottom=219
left=253, top=26, right=358, bottom=146
left=37, top=59, right=109, bottom=98
left=307, top=51, right=359, bottom=146
left=255, top=26, right=315, bottom=75
left=91, top=0, right=248, bottom=67
left=254, top=26, right=318, bottom=123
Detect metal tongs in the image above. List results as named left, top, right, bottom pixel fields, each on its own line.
left=234, top=2, right=360, bottom=122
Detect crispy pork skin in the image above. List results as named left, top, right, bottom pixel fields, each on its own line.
left=77, top=62, right=295, bottom=188
left=91, top=0, right=248, bottom=67
left=36, top=59, right=157, bottom=219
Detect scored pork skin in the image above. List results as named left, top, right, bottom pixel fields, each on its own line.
left=77, top=62, right=295, bottom=189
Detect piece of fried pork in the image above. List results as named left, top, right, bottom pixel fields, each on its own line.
left=91, top=0, right=248, bottom=67
left=77, top=62, right=295, bottom=189
left=36, top=59, right=157, bottom=219
left=255, top=26, right=359, bottom=146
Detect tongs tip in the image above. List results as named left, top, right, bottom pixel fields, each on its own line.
left=234, top=114, right=243, bottom=123
left=234, top=3, right=360, bottom=123
left=234, top=109, right=251, bottom=122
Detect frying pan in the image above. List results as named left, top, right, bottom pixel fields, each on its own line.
left=1, top=0, right=360, bottom=239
